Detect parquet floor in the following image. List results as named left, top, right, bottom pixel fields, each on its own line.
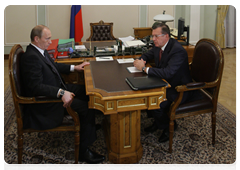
left=4, top=48, right=236, bottom=114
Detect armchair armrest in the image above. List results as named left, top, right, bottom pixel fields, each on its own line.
left=186, top=82, right=205, bottom=88
left=176, top=81, right=218, bottom=93
left=17, top=95, right=79, bottom=128
left=35, top=96, right=62, bottom=101
left=17, top=95, right=62, bottom=104
left=175, top=82, right=205, bottom=92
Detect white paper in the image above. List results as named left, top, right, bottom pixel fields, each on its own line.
left=124, top=40, right=145, bottom=47
left=118, top=36, right=135, bottom=42
left=127, top=66, right=142, bottom=73
left=75, top=45, right=86, bottom=50
left=96, top=56, right=113, bottom=61
left=117, top=58, right=134, bottom=64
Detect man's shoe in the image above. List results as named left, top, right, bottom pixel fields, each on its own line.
left=144, top=123, right=158, bottom=133
left=96, top=124, right=101, bottom=131
left=158, top=129, right=170, bottom=143
left=158, top=121, right=178, bottom=143
left=79, top=148, right=105, bottom=164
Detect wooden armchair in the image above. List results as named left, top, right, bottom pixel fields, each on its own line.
left=168, top=39, right=224, bottom=153
left=86, top=20, right=116, bottom=41
left=8, top=44, right=80, bottom=163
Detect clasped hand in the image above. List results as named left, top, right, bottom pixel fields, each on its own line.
left=61, top=62, right=90, bottom=107
left=61, top=90, right=75, bottom=108
left=133, top=59, right=146, bottom=71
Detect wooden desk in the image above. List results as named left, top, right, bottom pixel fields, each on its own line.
left=133, top=27, right=152, bottom=39
left=56, top=41, right=194, bottom=86
left=83, top=59, right=170, bottom=163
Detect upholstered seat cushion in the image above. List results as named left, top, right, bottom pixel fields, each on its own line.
left=176, top=90, right=213, bottom=115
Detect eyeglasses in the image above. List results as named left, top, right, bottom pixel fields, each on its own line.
left=150, top=34, right=165, bottom=38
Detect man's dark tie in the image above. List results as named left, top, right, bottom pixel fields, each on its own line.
left=159, top=48, right=163, bottom=62
left=44, top=51, right=67, bottom=90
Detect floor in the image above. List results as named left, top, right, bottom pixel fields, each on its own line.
left=4, top=48, right=236, bottom=114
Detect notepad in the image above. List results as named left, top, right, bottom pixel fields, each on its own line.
left=126, top=76, right=168, bottom=90
left=126, top=67, right=142, bottom=73
left=96, top=56, right=113, bottom=61
left=117, top=58, right=134, bottom=64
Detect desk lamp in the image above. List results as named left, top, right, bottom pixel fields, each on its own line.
left=153, top=10, right=174, bottom=24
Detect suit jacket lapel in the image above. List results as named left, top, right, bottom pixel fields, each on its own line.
left=158, top=38, right=173, bottom=67
left=28, top=44, right=52, bottom=67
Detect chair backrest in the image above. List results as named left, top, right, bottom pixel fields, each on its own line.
left=9, top=44, right=25, bottom=97
left=9, top=44, right=25, bottom=129
left=86, top=20, right=116, bottom=41
left=191, top=39, right=224, bottom=98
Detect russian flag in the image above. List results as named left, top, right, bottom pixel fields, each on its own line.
left=70, top=5, right=83, bottom=42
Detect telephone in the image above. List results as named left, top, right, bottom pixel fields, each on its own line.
left=170, top=28, right=178, bottom=37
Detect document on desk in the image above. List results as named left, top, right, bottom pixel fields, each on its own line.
left=127, top=66, right=142, bottom=73
left=118, top=36, right=135, bottom=42
left=117, top=58, right=134, bottom=64
left=96, top=56, right=113, bottom=61
left=124, top=40, right=145, bottom=47
left=75, top=45, right=86, bottom=51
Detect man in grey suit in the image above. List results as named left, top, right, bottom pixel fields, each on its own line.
left=20, top=25, right=105, bottom=163
left=134, top=22, right=199, bottom=143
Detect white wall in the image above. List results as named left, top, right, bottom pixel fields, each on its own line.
left=4, top=5, right=37, bottom=45
left=4, top=5, right=218, bottom=54
left=81, top=5, right=139, bottom=41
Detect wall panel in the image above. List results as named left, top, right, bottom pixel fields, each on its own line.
left=47, top=5, right=71, bottom=40
left=5, top=5, right=37, bottom=45
left=81, top=5, right=139, bottom=41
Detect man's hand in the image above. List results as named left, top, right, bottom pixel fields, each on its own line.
left=74, top=62, right=90, bottom=71
left=61, top=90, right=75, bottom=108
left=133, top=59, right=146, bottom=71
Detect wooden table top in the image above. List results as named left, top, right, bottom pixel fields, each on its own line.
left=84, top=58, right=170, bottom=101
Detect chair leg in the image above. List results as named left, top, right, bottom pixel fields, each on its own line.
left=74, top=131, right=80, bottom=164
left=169, top=120, right=174, bottom=153
left=18, top=135, right=23, bottom=164
left=212, top=112, right=216, bottom=145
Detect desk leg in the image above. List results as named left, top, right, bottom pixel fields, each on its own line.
left=103, top=110, right=143, bottom=164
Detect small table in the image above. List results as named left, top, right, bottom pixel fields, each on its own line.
left=84, top=59, right=170, bottom=163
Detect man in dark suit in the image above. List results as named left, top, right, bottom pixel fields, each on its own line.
left=20, top=25, right=105, bottom=163
left=134, top=22, right=197, bottom=143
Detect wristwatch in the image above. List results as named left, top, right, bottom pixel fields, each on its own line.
left=59, top=89, right=65, bottom=97
left=142, top=66, right=146, bottom=73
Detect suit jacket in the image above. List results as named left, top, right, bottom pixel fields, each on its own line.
left=20, top=44, right=71, bottom=130
left=140, top=38, right=193, bottom=102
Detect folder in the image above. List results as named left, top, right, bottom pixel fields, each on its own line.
left=47, top=39, right=59, bottom=59
left=125, top=76, right=168, bottom=90
left=58, top=38, right=75, bottom=52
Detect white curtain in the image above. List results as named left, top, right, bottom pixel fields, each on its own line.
left=224, top=5, right=236, bottom=48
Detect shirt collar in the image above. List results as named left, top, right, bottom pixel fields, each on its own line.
left=161, top=40, right=169, bottom=52
left=31, top=43, right=45, bottom=57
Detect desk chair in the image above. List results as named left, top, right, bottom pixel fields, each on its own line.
left=86, top=20, right=116, bottom=41
left=168, top=39, right=224, bottom=153
left=9, top=44, right=80, bottom=164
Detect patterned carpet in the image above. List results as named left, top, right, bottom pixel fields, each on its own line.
left=4, top=87, right=236, bottom=164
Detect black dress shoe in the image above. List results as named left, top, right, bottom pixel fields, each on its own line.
left=79, top=148, right=105, bottom=164
left=158, top=121, right=178, bottom=143
left=158, top=129, right=169, bottom=143
left=144, top=123, right=158, bottom=133
left=96, top=124, right=101, bottom=131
